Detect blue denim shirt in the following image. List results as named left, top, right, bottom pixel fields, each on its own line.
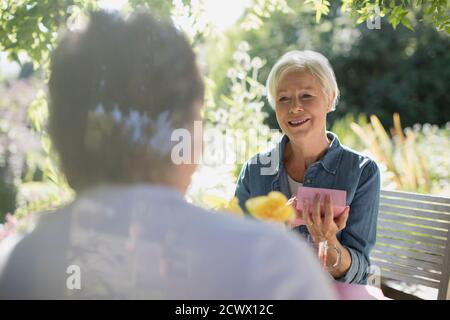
left=235, top=131, right=380, bottom=284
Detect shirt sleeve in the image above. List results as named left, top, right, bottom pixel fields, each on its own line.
left=335, top=160, right=381, bottom=284
left=234, top=161, right=252, bottom=212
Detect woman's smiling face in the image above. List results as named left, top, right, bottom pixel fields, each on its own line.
left=275, top=70, right=331, bottom=142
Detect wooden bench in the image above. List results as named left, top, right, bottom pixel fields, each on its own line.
left=370, top=190, right=450, bottom=300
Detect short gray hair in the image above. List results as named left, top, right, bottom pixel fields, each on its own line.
left=266, top=50, right=339, bottom=111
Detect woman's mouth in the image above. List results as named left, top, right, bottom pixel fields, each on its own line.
left=288, top=118, right=310, bottom=127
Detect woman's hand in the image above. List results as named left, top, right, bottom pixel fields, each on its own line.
left=288, top=194, right=352, bottom=278
left=286, top=196, right=302, bottom=229
left=302, top=194, right=349, bottom=243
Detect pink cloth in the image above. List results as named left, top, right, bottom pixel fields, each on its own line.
left=334, top=282, right=390, bottom=300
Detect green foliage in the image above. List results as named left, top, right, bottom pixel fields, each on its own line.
left=342, top=113, right=450, bottom=195
left=240, top=0, right=450, bottom=33
left=0, top=102, right=17, bottom=221
left=0, top=75, right=44, bottom=221
left=329, top=113, right=368, bottom=151
left=14, top=181, right=73, bottom=219
left=342, top=0, right=449, bottom=33
left=413, top=122, right=450, bottom=195
left=231, top=0, right=450, bottom=129
left=26, top=88, right=73, bottom=207
left=332, top=112, right=450, bottom=195
left=2, top=0, right=447, bottom=70
left=127, top=0, right=174, bottom=18
left=329, top=20, right=450, bottom=128
left=203, top=42, right=267, bottom=132
left=202, top=41, right=274, bottom=178
left=0, top=0, right=98, bottom=68
left=240, top=0, right=293, bottom=30
left=305, top=0, right=331, bottom=23
left=0, top=181, right=16, bottom=221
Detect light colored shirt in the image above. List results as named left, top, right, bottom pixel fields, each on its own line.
left=0, top=184, right=336, bottom=299
left=287, top=174, right=303, bottom=198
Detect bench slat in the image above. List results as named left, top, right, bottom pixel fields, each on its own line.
left=378, top=220, right=449, bottom=238
left=377, top=191, right=450, bottom=299
left=375, top=260, right=442, bottom=282
left=381, top=190, right=450, bottom=204
left=380, top=270, right=440, bottom=289
left=377, top=228, right=447, bottom=246
left=372, top=245, right=444, bottom=264
left=378, top=213, right=450, bottom=230
left=379, top=204, right=450, bottom=222
left=380, top=197, right=450, bottom=214
left=374, top=240, right=444, bottom=258
left=371, top=252, right=443, bottom=272
left=376, top=235, right=446, bottom=255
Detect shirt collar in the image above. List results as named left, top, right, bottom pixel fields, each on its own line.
left=276, top=131, right=343, bottom=175
left=79, top=183, right=185, bottom=204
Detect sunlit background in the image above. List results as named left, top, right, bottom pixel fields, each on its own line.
left=0, top=0, right=449, bottom=299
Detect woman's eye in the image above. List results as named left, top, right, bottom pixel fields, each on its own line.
left=302, top=94, right=312, bottom=99
left=279, top=97, right=291, bottom=102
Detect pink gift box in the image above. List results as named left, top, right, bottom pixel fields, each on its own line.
left=292, top=186, right=347, bottom=225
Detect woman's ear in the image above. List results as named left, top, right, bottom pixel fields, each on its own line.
left=327, top=91, right=336, bottom=113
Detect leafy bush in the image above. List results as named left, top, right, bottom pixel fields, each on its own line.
left=331, top=112, right=450, bottom=195
left=232, top=1, right=450, bottom=129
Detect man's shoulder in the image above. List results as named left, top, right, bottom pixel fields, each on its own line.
left=0, top=208, right=73, bottom=299
left=0, top=207, right=72, bottom=253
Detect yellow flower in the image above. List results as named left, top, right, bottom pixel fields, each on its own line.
left=245, top=191, right=295, bottom=223
left=225, top=197, right=245, bottom=216
left=203, top=194, right=244, bottom=217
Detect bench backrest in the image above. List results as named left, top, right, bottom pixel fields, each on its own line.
left=370, top=189, right=450, bottom=300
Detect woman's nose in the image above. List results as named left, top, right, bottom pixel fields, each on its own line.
left=289, top=99, right=304, bottom=113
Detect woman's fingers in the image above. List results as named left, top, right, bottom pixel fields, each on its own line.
left=311, top=194, right=321, bottom=228
left=287, top=196, right=300, bottom=216
left=286, top=196, right=296, bottom=206
left=286, top=197, right=304, bottom=228
left=292, top=198, right=302, bottom=220
left=336, top=206, right=350, bottom=231
left=324, top=194, right=333, bottom=227
left=302, top=199, right=313, bottom=227
left=292, top=197, right=298, bottom=211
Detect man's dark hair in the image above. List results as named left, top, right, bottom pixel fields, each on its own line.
left=48, top=10, right=204, bottom=190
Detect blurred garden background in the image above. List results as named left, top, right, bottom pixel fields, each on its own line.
left=0, top=0, right=449, bottom=224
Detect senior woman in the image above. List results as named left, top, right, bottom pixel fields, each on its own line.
left=235, top=50, right=380, bottom=284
